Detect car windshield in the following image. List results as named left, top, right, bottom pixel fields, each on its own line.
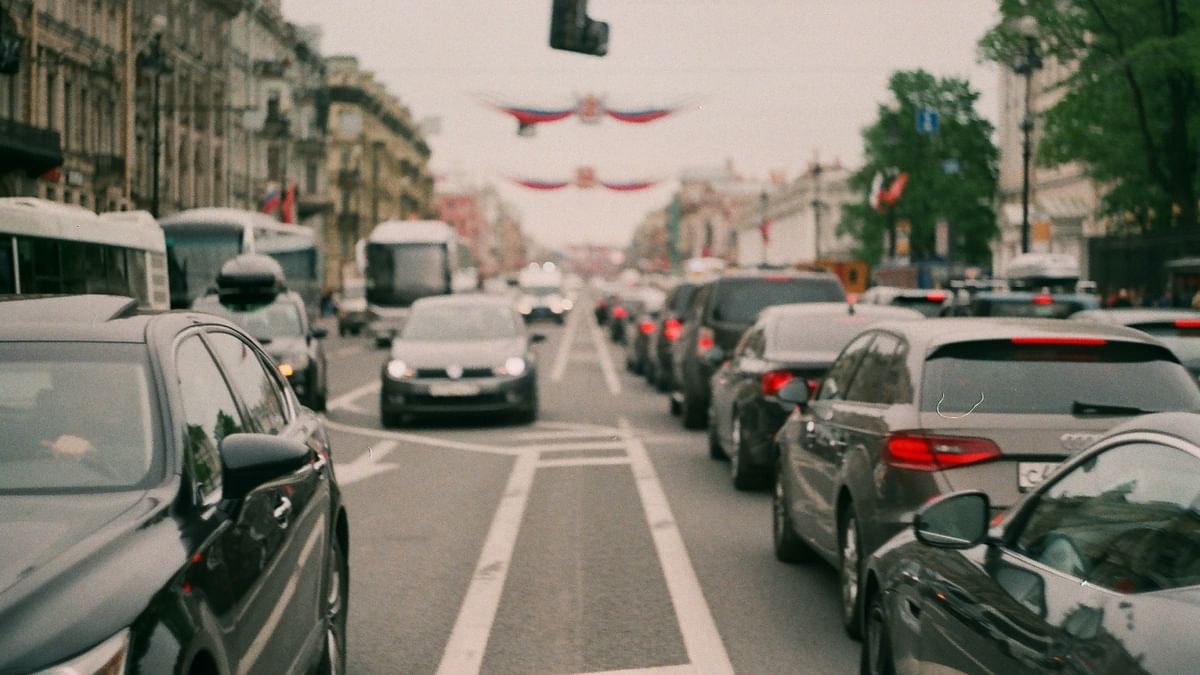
left=711, top=278, right=846, bottom=324
left=922, top=340, right=1200, bottom=415
left=193, top=296, right=304, bottom=341
left=402, top=304, right=521, bottom=341
left=0, top=343, right=159, bottom=493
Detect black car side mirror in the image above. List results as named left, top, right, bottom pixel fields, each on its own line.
left=530, top=333, right=547, bottom=344
left=703, top=346, right=726, bottom=367
left=220, top=433, right=312, bottom=499
left=914, top=491, right=990, bottom=549
left=312, top=326, right=328, bottom=339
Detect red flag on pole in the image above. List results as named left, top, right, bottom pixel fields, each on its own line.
left=281, top=182, right=296, bottom=224
left=880, top=172, right=909, bottom=208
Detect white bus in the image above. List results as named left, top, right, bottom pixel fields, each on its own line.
left=0, top=198, right=168, bottom=309
left=356, top=220, right=478, bottom=345
left=158, top=208, right=320, bottom=310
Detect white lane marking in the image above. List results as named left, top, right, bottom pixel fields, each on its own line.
left=537, top=457, right=631, bottom=469
left=639, top=434, right=702, bottom=446
left=323, top=419, right=520, bottom=456
left=530, top=440, right=626, bottom=453
left=330, top=344, right=367, bottom=359
left=535, top=420, right=620, bottom=433
left=334, top=440, right=399, bottom=486
left=618, top=418, right=735, bottom=675
left=338, top=401, right=371, bottom=416
left=436, top=452, right=539, bottom=675
left=587, top=312, right=622, bottom=396
left=550, top=304, right=582, bottom=382
left=326, top=380, right=381, bottom=412
left=511, top=430, right=620, bottom=442
left=566, top=665, right=697, bottom=675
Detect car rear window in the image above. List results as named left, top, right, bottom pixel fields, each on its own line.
left=890, top=295, right=947, bottom=317
left=921, top=340, right=1200, bottom=415
left=1130, top=322, right=1200, bottom=365
left=710, top=277, right=845, bottom=324
left=972, top=298, right=1090, bottom=319
left=670, top=284, right=700, bottom=314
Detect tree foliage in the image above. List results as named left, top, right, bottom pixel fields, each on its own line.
left=839, top=70, right=999, bottom=266
left=980, top=0, right=1200, bottom=231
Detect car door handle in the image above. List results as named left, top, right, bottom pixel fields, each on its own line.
left=273, top=496, right=293, bottom=524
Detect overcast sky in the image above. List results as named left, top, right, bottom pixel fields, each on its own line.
left=282, top=0, right=1001, bottom=249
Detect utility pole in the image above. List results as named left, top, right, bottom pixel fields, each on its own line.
left=1014, top=16, right=1043, bottom=254
left=667, top=194, right=681, bottom=273
left=811, top=158, right=825, bottom=263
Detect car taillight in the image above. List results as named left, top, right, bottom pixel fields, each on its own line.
left=883, top=433, right=1001, bottom=471
left=1032, top=295, right=1054, bottom=305
left=760, top=370, right=794, bottom=396
left=697, top=327, right=715, bottom=353
left=612, top=306, right=628, bottom=319
left=806, top=378, right=821, bottom=398
left=1176, top=320, right=1200, bottom=329
left=639, top=320, right=655, bottom=335
left=664, top=318, right=683, bottom=342
left=927, top=291, right=947, bottom=302
left=596, top=298, right=607, bottom=308
left=1011, top=336, right=1106, bottom=346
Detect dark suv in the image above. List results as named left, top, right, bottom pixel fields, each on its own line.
left=670, top=270, right=846, bottom=427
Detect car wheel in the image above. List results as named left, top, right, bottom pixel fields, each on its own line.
left=338, top=325, right=347, bottom=337
left=317, top=536, right=349, bottom=675
left=681, top=387, right=707, bottom=429
left=706, top=403, right=724, bottom=460
left=669, top=393, right=681, bottom=416
left=730, top=414, right=765, bottom=491
left=772, top=461, right=813, bottom=563
left=313, top=389, right=327, bottom=412
left=380, top=400, right=403, bottom=429
left=840, top=508, right=864, bottom=639
left=654, top=367, right=670, bottom=393
left=860, top=589, right=895, bottom=675
left=517, top=391, right=539, bottom=424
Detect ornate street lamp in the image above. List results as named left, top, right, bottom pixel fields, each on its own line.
left=137, top=15, right=170, bottom=217
left=1013, top=16, right=1043, bottom=254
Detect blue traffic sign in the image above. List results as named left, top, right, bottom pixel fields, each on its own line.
left=916, top=109, right=939, bottom=134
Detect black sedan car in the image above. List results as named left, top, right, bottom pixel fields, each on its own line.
left=862, top=413, right=1200, bottom=675
left=380, top=295, right=544, bottom=425
left=0, top=295, right=349, bottom=675
left=707, top=303, right=922, bottom=489
left=192, top=254, right=329, bottom=411
left=1072, top=308, right=1200, bottom=377
left=645, top=281, right=703, bottom=392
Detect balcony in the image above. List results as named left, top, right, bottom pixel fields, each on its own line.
left=93, top=154, right=125, bottom=179
left=337, top=168, right=361, bottom=189
left=0, top=117, right=63, bottom=175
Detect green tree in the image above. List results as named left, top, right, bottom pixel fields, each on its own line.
left=839, top=70, right=999, bottom=266
left=980, top=1, right=1200, bottom=232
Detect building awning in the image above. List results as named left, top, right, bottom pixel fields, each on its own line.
left=1002, top=196, right=1093, bottom=227
left=0, top=118, right=63, bottom=175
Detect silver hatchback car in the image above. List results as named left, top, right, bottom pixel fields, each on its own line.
left=771, top=318, right=1200, bottom=638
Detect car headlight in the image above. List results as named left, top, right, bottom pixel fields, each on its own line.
left=278, top=354, right=310, bottom=378
left=562, top=298, right=574, bottom=311
left=496, top=356, right=527, bottom=377
left=35, top=629, right=130, bottom=674
left=386, top=360, right=414, bottom=379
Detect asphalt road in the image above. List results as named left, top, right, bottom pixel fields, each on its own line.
left=318, top=301, right=858, bottom=674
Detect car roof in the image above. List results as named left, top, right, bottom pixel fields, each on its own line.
left=868, top=317, right=1166, bottom=353
left=411, top=294, right=515, bottom=308
left=1102, top=412, right=1200, bottom=449
left=1071, top=308, right=1200, bottom=324
left=714, top=268, right=841, bottom=283
left=761, top=302, right=923, bottom=322
left=972, top=291, right=1096, bottom=302
left=0, top=295, right=244, bottom=343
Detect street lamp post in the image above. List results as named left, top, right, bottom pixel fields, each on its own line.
left=137, top=16, right=170, bottom=217
left=811, top=162, right=825, bottom=262
left=1014, top=16, right=1043, bottom=254
left=759, top=190, right=769, bottom=266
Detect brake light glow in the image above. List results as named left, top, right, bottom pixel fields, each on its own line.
left=760, top=370, right=795, bottom=396
left=806, top=378, right=821, bottom=398
left=612, top=306, right=628, bottom=320
left=1176, top=320, right=1200, bottom=329
left=926, top=292, right=947, bottom=302
left=765, top=275, right=791, bottom=282
left=697, top=327, right=715, bottom=353
left=883, top=433, right=1001, bottom=471
left=639, top=320, right=655, bottom=335
left=1032, top=295, right=1054, bottom=305
left=664, top=318, right=683, bottom=342
left=1011, top=337, right=1107, bottom=346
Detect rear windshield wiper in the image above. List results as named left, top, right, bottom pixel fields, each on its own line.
left=1071, top=401, right=1159, bottom=416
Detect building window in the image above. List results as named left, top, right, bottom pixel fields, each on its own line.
left=306, top=160, right=318, bottom=194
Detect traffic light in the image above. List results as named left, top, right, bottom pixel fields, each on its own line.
left=549, top=0, right=609, bottom=57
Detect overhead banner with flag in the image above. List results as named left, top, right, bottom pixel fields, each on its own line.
left=508, top=167, right=661, bottom=192
left=483, top=94, right=690, bottom=136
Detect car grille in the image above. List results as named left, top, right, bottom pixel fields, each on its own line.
left=414, top=367, right=495, bottom=379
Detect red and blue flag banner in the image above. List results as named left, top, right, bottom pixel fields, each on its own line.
left=484, top=94, right=684, bottom=135
left=508, top=169, right=659, bottom=192
left=261, top=184, right=281, bottom=215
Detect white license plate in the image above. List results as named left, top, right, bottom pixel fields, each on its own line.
left=429, top=383, right=481, bottom=397
left=1018, top=462, right=1060, bottom=491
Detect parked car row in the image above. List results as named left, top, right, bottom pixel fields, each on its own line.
left=613, top=264, right=1200, bottom=673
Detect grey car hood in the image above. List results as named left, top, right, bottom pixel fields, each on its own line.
left=391, top=337, right=526, bottom=369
